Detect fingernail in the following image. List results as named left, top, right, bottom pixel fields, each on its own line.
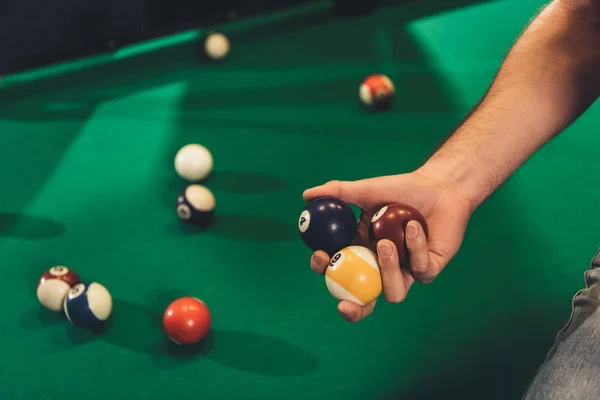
left=378, top=243, right=393, bottom=259
left=406, top=222, right=419, bottom=239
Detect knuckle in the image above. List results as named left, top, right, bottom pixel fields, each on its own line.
left=411, top=262, right=428, bottom=275
left=325, top=180, right=348, bottom=199
left=416, top=268, right=439, bottom=284
left=419, top=276, right=437, bottom=284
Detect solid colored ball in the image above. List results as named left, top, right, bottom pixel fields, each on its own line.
left=175, top=144, right=213, bottom=181
left=359, top=74, right=395, bottom=110
left=63, top=282, right=113, bottom=331
left=176, top=184, right=216, bottom=227
left=368, top=203, right=428, bottom=265
left=37, top=266, right=81, bottom=312
left=163, top=297, right=212, bottom=345
left=204, top=32, right=230, bottom=60
left=299, top=196, right=357, bottom=256
left=325, top=246, right=382, bottom=305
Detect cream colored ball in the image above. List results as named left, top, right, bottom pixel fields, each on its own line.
left=174, top=144, right=213, bottom=181
left=204, top=32, right=230, bottom=60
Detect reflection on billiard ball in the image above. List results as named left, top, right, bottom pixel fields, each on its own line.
left=174, top=143, right=213, bottom=182
left=176, top=184, right=216, bottom=228
left=298, top=196, right=357, bottom=256
left=325, top=246, right=382, bottom=305
left=63, top=282, right=112, bottom=331
left=203, top=32, right=230, bottom=61
left=368, top=203, right=428, bottom=265
left=37, top=266, right=81, bottom=312
left=163, top=297, right=212, bottom=345
left=359, top=74, right=394, bottom=110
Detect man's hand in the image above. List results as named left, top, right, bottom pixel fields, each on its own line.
left=303, top=169, right=474, bottom=322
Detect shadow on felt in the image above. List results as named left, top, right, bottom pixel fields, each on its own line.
left=59, top=298, right=318, bottom=376
left=210, top=214, right=296, bottom=243
left=0, top=213, right=65, bottom=239
left=388, top=312, right=563, bottom=400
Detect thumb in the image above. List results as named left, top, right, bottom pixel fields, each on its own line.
left=303, top=180, right=365, bottom=207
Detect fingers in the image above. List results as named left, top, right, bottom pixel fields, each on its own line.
left=377, top=240, right=412, bottom=303
left=337, top=300, right=376, bottom=323
left=333, top=240, right=415, bottom=323
left=405, top=221, right=438, bottom=284
left=311, top=250, right=377, bottom=323
left=310, top=251, right=330, bottom=274
left=303, top=180, right=364, bottom=208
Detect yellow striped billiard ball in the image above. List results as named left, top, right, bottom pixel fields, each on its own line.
left=325, top=246, right=382, bottom=305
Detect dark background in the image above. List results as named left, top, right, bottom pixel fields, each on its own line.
left=0, top=0, right=388, bottom=75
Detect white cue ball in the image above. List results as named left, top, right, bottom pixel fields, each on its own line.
left=174, top=144, right=213, bottom=182
left=204, top=32, right=230, bottom=60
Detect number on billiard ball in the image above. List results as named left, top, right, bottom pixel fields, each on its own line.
left=298, top=197, right=357, bottom=256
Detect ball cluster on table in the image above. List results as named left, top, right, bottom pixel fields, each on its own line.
left=35, top=140, right=216, bottom=344
left=298, top=198, right=427, bottom=307
left=37, top=266, right=112, bottom=331
left=33, top=29, right=404, bottom=347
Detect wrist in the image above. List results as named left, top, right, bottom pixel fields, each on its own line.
left=417, top=156, right=492, bottom=212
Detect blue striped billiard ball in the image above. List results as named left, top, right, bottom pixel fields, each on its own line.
left=298, top=196, right=357, bottom=256
left=176, top=184, right=216, bottom=228
left=63, top=282, right=113, bottom=331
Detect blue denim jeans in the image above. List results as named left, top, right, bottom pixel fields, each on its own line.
left=524, top=248, right=600, bottom=399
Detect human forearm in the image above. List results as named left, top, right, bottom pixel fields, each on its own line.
left=420, top=0, right=600, bottom=209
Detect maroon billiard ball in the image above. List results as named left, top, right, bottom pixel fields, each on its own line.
left=368, top=203, right=428, bottom=265
left=36, top=266, right=81, bottom=312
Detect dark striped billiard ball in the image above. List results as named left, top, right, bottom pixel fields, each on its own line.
left=63, top=282, right=112, bottom=331
left=298, top=196, right=357, bottom=256
left=176, top=184, right=216, bottom=228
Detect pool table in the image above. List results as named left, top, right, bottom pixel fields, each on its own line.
left=2, top=1, right=600, bottom=399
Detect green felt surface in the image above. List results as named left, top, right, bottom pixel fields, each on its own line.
left=1, top=0, right=599, bottom=399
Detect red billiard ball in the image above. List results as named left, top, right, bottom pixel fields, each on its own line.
left=359, top=74, right=395, bottom=110
left=37, top=266, right=81, bottom=312
left=163, top=297, right=212, bottom=345
left=368, top=203, right=428, bottom=265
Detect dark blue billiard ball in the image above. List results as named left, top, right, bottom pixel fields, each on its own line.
left=176, top=184, right=216, bottom=228
left=63, top=282, right=112, bottom=331
left=298, top=197, right=357, bottom=256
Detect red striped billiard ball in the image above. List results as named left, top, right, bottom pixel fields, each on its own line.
left=37, top=266, right=81, bottom=312
left=163, top=297, right=212, bottom=345
left=359, top=74, right=395, bottom=110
